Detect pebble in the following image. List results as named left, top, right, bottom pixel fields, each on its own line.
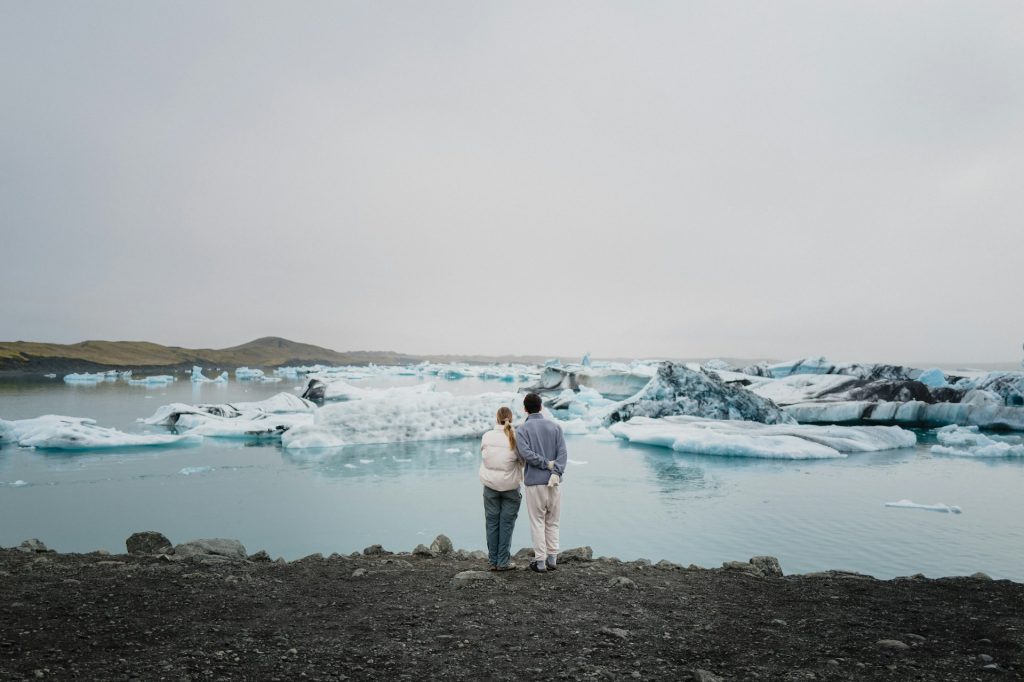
left=608, top=577, right=637, bottom=589
left=978, top=654, right=994, bottom=664
left=599, top=627, right=629, bottom=640
left=352, top=568, right=367, bottom=577
left=876, top=639, right=909, bottom=650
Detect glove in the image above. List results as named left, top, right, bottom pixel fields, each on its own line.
left=547, top=473, right=560, bottom=488
left=546, top=461, right=555, bottom=471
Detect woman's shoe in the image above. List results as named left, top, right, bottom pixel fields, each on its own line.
left=529, top=561, right=547, bottom=573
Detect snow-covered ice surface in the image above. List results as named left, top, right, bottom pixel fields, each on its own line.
left=609, top=416, right=915, bottom=459
left=929, top=425, right=1024, bottom=458
left=885, top=499, right=962, bottom=514
left=0, top=415, right=200, bottom=450
left=282, top=392, right=520, bottom=449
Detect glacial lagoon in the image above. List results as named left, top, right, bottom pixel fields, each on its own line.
left=2, top=374, right=1023, bottom=580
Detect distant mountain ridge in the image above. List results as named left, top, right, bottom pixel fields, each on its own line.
left=0, top=337, right=420, bottom=374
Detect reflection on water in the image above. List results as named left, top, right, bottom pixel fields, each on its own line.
left=2, top=378, right=1024, bottom=579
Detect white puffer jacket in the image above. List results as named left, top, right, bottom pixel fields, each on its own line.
left=479, top=426, right=523, bottom=491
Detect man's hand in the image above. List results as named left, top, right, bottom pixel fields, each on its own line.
left=547, top=473, right=560, bottom=488
left=546, top=461, right=555, bottom=471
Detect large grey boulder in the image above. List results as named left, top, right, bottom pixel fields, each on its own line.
left=413, top=544, right=433, bottom=557
left=430, top=534, right=454, bottom=557
left=17, top=539, right=48, bottom=554
left=126, top=531, right=172, bottom=556
left=722, top=560, right=764, bottom=577
left=559, top=546, right=593, bottom=563
left=749, top=555, right=783, bottom=577
left=173, top=538, right=247, bottom=561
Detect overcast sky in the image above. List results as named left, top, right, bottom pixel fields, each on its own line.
left=2, top=1, right=1022, bottom=363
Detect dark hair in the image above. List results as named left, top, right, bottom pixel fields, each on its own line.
left=523, top=393, right=543, bottom=414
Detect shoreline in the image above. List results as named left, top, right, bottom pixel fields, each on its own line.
left=2, top=535, right=1021, bottom=680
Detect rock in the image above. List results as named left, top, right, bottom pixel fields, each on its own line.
left=608, top=576, right=637, bottom=589
left=379, top=558, right=412, bottom=568
left=468, top=550, right=487, bottom=561
left=430, top=535, right=453, bottom=556
left=559, top=546, right=594, bottom=563
left=248, top=550, right=271, bottom=562
left=983, top=664, right=1000, bottom=671
left=94, top=549, right=110, bottom=556
left=971, top=572, right=993, bottom=580
left=826, top=659, right=839, bottom=667
left=599, top=626, right=629, bottom=639
left=655, top=560, right=680, bottom=570
left=514, top=547, right=534, bottom=561
left=363, top=544, right=384, bottom=556
left=690, top=671, right=724, bottom=682
left=352, top=568, right=367, bottom=577
left=599, top=556, right=622, bottom=564
left=299, top=553, right=324, bottom=562
left=876, top=639, right=909, bottom=650
left=173, top=539, right=247, bottom=561
left=978, top=654, right=994, bottom=664
left=413, top=544, right=432, bottom=557
left=749, top=556, right=783, bottom=577
left=722, top=561, right=764, bottom=576
left=632, top=559, right=652, bottom=569
left=450, top=570, right=497, bottom=589
left=771, top=619, right=787, bottom=627
left=453, top=549, right=470, bottom=560
left=803, top=570, right=875, bottom=580
left=902, top=633, right=926, bottom=642
left=17, top=539, right=48, bottom=553
left=126, top=531, right=172, bottom=556
left=687, top=564, right=705, bottom=571
left=191, top=554, right=235, bottom=566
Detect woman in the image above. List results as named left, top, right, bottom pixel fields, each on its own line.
left=479, top=406, right=523, bottom=571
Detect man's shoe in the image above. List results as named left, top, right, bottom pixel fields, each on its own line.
left=529, top=561, right=547, bottom=573
left=495, top=563, right=516, bottom=572
left=488, top=564, right=498, bottom=572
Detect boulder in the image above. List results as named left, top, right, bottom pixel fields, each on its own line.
left=413, top=544, right=433, bottom=557
left=655, top=560, right=680, bottom=570
left=363, top=544, right=385, bottom=556
left=559, top=546, right=593, bottom=563
left=749, top=555, right=784, bottom=577
left=17, top=539, right=48, bottom=554
left=722, top=560, right=764, bottom=576
left=126, top=531, right=172, bottom=556
left=468, top=550, right=487, bottom=561
left=877, top=639, right=909, bottom=650
left=248, top=550, right=271, bottom=562
left=513, top=547, right=534, bottom=561
left=608, top=576, right=637, bottom=589
left=690, top=671, right=724, bottom=682
left=430, top=534, right=454, bottom=557
left=172, top=538, right=247, bottom=561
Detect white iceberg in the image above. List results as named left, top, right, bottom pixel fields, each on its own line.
left=608, top=415, right=916, bottom=459
left=283, top=391, right=520, bottom=449
left=63, top=372, right=108, bottom=384
left=179, top=466, right=214, bottom=475
left=141, top=392, right=317, bottom=439
left=127, top=375, right=176, bottom=386
left=929, top=424, right=1024, bottom=457
left=302, top=378, right=436, bottom=403
left=191, top=366, right=228, bottom=383
left=884, top=499, right=962, bottom=514
left=0, top=415, right=201, bottom=450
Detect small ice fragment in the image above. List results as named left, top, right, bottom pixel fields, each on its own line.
left=178, top=466, right=214, bottom=476
left=393, top=456, right=412, bottom=462
left=344, top=463, right=357, bottom=469
left=7, top=480, right=28, bottom=487
left=884, top=499, right=962, bottom=514
left=445, top=447, right=461, bottom=453
left=567, top=459, right=589, bottom=465
left=359, top=459, right=374, bottom=464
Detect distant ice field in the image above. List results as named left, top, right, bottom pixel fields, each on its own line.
left=1, top=374, right=1023, bottom=580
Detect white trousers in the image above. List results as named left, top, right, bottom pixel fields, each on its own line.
left=525, top=484, right=561, bottom=563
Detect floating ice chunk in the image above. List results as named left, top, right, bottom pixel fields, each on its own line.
left=567, top=459, right=589, bottom=465
left=582, top=352, right=591, bottom=367
left=140, top=393, right=316, bottom=439
left=609, top=416, right=915, bottom=459
left=128, top=375, right=176, bottom=386
left=746, top=374, right=859, bottom=406
left=917, top=368, right=948, bottom=388
left=0, top=415, right=201, bottom=450
left=884, top=499, right=962, bottom=514
left=344, top=463, right=357, bottom=469
left=5, top=480, right=28, bottom=487
left=282, top=392, right=519, bottom=449
left=530, top=365, right=654, bottom=401
left=605, top=363, right=793, bottom=426
left=703, top=359, right=732, bottom=371
left=63, top=372, right=107, bottom=384
left=191, top=366, right=228, bottom=383
left=302, top=379, right=436, bottom=403
left=392, top=456, right=412, bottom=462
left=359, top=459, right=374, bottom=464
left=786, top=400, right=1024, bottom=431
left=142, top=392, right=316, bottom=425
left=929, top=424, right=1024, bottom=457
left=178, top=466, right=213, bottom=475
left=43, top=373, right=56, bottom=379
left=445, top=447, right=461, bottom=453
left=235, top=367, right=265, bottom=380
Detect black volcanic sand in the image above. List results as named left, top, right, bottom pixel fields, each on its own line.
left=1, top=548, right=1021, bottom=681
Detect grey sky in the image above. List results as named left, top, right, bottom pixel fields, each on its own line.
left=2, top=1, right=1022, bottom=363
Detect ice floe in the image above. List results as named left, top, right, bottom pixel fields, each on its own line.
left=179, top=466, right=214, bottom=475
left=929, top=425, right=1024, bottom=457
left=609, top=416, right=915, bottom=459
left=884, top=499, right=962, bottom=514
left=191, top=366, right=228, bottom=383
left=282, top=392, right=520, bottom=449
left=0, top=415, right=201, bottom=450
left=127, top=375, right=176, bottom=386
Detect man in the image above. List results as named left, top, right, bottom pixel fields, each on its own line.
left=515, top=392, right=568, bottom=573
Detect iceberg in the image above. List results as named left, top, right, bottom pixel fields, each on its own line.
left=929, top=424, right=1024, bottom=457
left=786, top=400, right=1024, bottom=431
left=609, top=415, right=915, bottom=459
left=127, top=375, right=176, bottom=386
left=63, top=372, right=108, bottom=384
left=529, top=364, right=656, bottom=401
left=191, top=366, right=228, bottom=383
left=301, top=378, right=436, bottom=403
left=916, top=368, right=948, bottom=388
left=0, top=415, right=201, bottom=450
left=884, top=499, right=962, bottom=514
left=235, top=367, right=265, bottom=380
left=282, top=391, right=520, bottom=449
left=605, top=362, right=793, bottom=426
left=141, top=392, right=317, bottom=439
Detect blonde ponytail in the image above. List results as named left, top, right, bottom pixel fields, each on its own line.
left=496, top=406, right=517, bottom=452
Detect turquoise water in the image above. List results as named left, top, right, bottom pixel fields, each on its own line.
left=2, top=376, right=1023, bottom=580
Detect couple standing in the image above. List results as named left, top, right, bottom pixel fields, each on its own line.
left=478, top=392, right=567, bottom=573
